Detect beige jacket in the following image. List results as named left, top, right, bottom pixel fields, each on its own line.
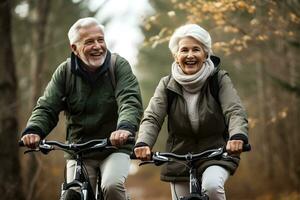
left=137, top=63, right=248, bottom=182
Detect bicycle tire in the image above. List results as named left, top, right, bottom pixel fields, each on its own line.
left=180, top=194, right=209, bottom=200
left=60, top=189, right=81, bottom=200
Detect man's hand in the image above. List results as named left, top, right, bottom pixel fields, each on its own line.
left=134, top=146, right=151, bottom=161
left=109, top=130, right=131, bottom=147
left=21, top=134, right=41, bottom=149
left=226, top=140, right=244, bottom=155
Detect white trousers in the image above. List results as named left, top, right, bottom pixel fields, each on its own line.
left=170, top=165, right=230, bottom=200
left=66, top=152, right=130, bottom=200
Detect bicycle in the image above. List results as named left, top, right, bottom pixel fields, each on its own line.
left=19, top=137, right=135, bottom=200
left=132, top=144, right=251, bottom=200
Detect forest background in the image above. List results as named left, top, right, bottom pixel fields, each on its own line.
left=0, top=0, right=299, bottom=199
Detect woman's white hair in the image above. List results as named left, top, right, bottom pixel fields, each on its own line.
left=68, top=17, right=105, bottom=45
left=168, top=24, right=212, bottom=56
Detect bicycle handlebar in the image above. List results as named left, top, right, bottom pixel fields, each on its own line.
left=132, top=143, right=251, bottom=166
left=19, top=137, right=135, bottom=155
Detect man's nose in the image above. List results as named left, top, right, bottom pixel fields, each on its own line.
left=93, top=41, right=102, bottom=49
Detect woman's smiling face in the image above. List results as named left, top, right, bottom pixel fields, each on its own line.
left=175, top=36, right=207, bottom=75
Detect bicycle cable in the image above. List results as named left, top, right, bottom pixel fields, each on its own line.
left=173, top=182, right=180, bottom=200
left=82, top=161, right=93, bottom=190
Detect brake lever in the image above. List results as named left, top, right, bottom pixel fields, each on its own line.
left=139, top=160, right=155, bottom=166
left=105, top=146, right=118, bottom=150
left=139, top=155, right=169, bottom=166
left=207, top=147, right=224, bottom=158
left=24, top=149, right=40, bottom=154
left=39, top=144, right=53, bottom=154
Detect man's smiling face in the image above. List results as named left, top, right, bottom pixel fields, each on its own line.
left=71, top=25, right=107, bottom=71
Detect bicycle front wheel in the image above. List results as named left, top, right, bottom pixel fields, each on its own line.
left=60, top=189, right=81, bottom=200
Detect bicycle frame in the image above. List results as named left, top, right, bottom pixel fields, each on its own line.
left=136, top=144, right=251, bottom=200
left=180, top=164, right=208, bottom=200
left=60, top=157, right=98, bottom=200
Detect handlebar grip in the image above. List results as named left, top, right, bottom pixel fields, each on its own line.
left=130, top=151, right=154, bottom=160
left=18, top=140, right=25, bottom=147
left=130, top=153, right=137, bottom=159
left=130, top=152, right=137, bottom=159
left=243, top=144, right=251, bottom=152
left=126, top=136, right=136, bottom=145
left=107, top=136, right=136, bottom=146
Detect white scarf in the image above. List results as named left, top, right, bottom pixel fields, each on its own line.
left=171, top=58, right=215, bottom=93
left=171, top=58, right=215, bottom=131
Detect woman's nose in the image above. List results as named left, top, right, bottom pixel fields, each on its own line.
left=187, top=50, right=194, bottom=57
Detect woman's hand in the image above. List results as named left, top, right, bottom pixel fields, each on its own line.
left=226, top=140, right=244, bottom=155
left=134, top=146, right=152, bottom=161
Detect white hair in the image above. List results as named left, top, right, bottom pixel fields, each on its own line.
left=68, top=17, right=105, bottom=45
left=168, top=24, right=212, bottom=56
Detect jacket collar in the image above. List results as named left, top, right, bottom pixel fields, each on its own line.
left=210, top=55, right=221, bottom=74
left=70, top=51, right=111, bottom=85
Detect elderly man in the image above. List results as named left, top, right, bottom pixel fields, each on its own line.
left=21, top=17, right=143, bottom=200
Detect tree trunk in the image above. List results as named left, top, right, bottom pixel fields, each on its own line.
left=286, top=45, right=300, bottom=189
left=255, top=52, right=274, bottom=180
left=0, top=0, right=24, bottom=199
left=25, top=1, right=51, bottom=200
left=30, top=0, right=51, bottom=108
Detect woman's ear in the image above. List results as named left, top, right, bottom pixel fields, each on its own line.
left=173, top=53, right=179, bottom=63
left=203, top=49, right=209, bottom=59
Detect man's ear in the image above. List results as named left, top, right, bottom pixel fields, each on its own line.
left=70, top=44, right=77, bottom=55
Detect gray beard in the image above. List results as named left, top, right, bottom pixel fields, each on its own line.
left=99, top=51, right=107, bottom=66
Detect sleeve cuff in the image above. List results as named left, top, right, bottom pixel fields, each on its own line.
left=117, top=122, right=136, bottom=136
left=230, top=133, right=248, bottom=144
left=21, top=126, right=45, bottom=139
left=134, top=142, right=149, bottom=149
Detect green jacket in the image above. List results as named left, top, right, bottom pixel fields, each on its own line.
left=136, top=56, right=248, bottom=182
left=23, top=52, right=143, bottom=158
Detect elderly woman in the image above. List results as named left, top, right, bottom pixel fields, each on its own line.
left=134, top=24, right=249, bottom=200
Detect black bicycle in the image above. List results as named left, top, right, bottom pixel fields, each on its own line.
left=134, top=144, right=251, bottom=200
left=19, top=137, right=134, bottom=200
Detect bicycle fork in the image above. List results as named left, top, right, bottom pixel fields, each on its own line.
left=183, top=167, right=208, bottom=200
left=190, top=168, right=201, bottom=194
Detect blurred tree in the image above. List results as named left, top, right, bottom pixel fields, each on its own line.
left=21, top=2, right=52, bottom=200
left=0, top=0, right=24, bottom=199
left=13, top=0, right=96, bottom=199
left=28, top=0, right=51, bottom=109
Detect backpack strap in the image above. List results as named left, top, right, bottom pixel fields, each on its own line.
left=166, top=75, right=176, bottom=115
left=209, top=69, right=229, bottom=140
left=108, top=53, right=117, bottom=90
left=209, top=70, right=220, bottom=106
left=209, top=69, right=229, bottom=107
left=61, top=58, right=73, bottom=111
left=166, top=75, right=175, bottom=132
left=65, top=58, right=72, bottom=97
